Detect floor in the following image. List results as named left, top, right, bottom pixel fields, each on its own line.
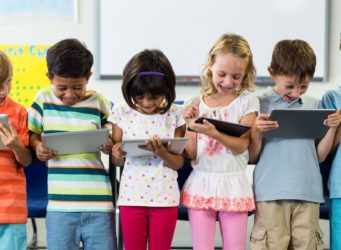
left=26, top=215, right=330, bottom=250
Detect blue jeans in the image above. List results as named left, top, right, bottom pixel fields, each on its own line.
left=0, top=224, right=26, bottom=250
left=46, top=211, right=117, bottom=250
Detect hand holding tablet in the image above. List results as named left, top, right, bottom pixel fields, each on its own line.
left=121, top=138, right=189, bottom=157
left=189, top=117, right=251, bottom=137
left=42, top=128, right=110, bottom=155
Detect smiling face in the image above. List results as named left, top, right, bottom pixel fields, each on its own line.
left=271, top=72, right=311, bottom=103
left=209, top=53, right=247, bottom=96
left=0, top=77, right=11, bottom=106
left=133, top=94, right=164, bottom=115
left=49, top=74, right=89, bottom=106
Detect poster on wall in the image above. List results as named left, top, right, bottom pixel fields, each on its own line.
left=0, top=45, right=50, bottom=108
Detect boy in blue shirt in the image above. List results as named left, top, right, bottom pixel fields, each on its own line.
left=249, top=39, right=341, bottom=250
left=28, top=39, right=117, bottom=250
left=322, top=88, right=341, bottom=250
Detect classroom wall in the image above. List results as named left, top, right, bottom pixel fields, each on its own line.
left=2, top=0, right=341, bottom=104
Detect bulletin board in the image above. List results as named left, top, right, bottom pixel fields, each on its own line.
left=0, top=45, right=50, bottom=108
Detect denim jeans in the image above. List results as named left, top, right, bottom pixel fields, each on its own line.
left=0, top=224, right=26, bottom=250
left=46, top=211, right=117, bottom=250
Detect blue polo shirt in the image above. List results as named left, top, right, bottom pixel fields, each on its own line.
left=322, top=87, right=341, bottom=199
left=253, top=87, right=324, bottom=203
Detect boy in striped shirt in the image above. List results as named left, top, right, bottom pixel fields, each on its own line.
left=28, top=39, right=117, bottom=250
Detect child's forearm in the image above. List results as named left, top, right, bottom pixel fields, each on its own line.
left=30, top=133, right=42, bottom=151
left=317, top=127, right=338, bottom=162
left=160, top=152, right=185, bottom=170
left=12, top=145, right=32, bottom=166
left=248, top=129, right=263, bottom=164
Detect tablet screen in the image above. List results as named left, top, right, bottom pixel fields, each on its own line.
left=265, top=109, right=335, bottom=138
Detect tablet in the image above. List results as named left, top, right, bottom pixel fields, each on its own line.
left=121, top=137, right=189, bottom=157
left=42, top=128, right=109, bottom=155
left=0, top=114, right=10, bottom=150
left=264, top=109, right=335, bottom=138
left=193, top=117, right=251, bottom=137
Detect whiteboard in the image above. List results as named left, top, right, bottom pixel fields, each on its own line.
left=98, top=0, right=329, bottom=83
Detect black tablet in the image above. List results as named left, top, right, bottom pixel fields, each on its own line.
left=264, top=109, right=336, bottom=138
left=193, top=117, right=251, bottom=137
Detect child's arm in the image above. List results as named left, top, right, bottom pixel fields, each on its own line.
left=316, top=110, right=341, bottom=162
left=332, top=123, right=341, bottom=152
left=0, top=122, right=32, bottom=166
left=111, top=124, right=125, bottom=167
left=182, top=99, right=200, bottom=160
left=30, top=132, right=57, bottom=161
left=248, top=113, right=279, bottom=163
left=98, top=122, right=113, bottom=155
left=189, top=112, right=257, bottom=155
left=146, top=124, right=186, bottom=170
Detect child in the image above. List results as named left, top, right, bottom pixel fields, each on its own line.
left=322, top=88, right=341, bottom=250
left=0, top=51, right=32, bottom=250
left=249, top=39, right=341, bottom=250
left=28, top=39, right=117, bottom=250
left=109, top=49, right=186, bottom=250
left=180, top=33, right=259, bottom=250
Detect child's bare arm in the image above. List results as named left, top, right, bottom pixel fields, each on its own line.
left=148, top=124, right=186, bottom=170
left=98, top=122, right=113, bottom=155
left=248, top=113, right=278, bottom=163
left=317, top=110, right=341, bottom=162
left=30, top=132, right=57, bottom=162
left=183, top=99, right=199, bottom=160
left=189, top=112, right=258, bottom=155
left=0, top=122, right=32, bottom=166
left=111, top=124, right=125, bottom=167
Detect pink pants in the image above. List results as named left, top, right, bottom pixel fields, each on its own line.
left=188, top=208, right=248, bottom=250
left=120, top=206, right=178, bottom=250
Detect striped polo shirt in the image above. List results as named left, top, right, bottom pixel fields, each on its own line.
left=28, top=87, right=114, bottom=212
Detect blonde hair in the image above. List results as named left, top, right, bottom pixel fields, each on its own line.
left=201, top=34, right=256, bottom=96
left=0, top=51, right=13, bottom=83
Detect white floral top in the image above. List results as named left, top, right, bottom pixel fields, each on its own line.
left=109, top=103, right=185, bottom=207
left=181, top=92, right=259, bottom=212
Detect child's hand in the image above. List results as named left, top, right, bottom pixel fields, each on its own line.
left=187, top=118, right=218, bottom=137
left=112, top=142, right=126, bottom=160
left=142, top=136, right=169, bottom=156
left=98, top=138, right=113, bottom=155
left=36, top=141, right=57, bottom=161
left=183, top=99, right=200, bottom=124
left=324, top=110, right=341, bottom=128
left=0, top=121, right=24, bottom=150
left=253, top=114, right=279, bottom=134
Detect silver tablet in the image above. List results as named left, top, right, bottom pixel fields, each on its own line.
left=0, top=114, right=10, bottom=150
left=264, top=109, right=336, bottom=138
left=121, top=137, right=189, bottom=157
left=42, top=128, right=109, bottom=155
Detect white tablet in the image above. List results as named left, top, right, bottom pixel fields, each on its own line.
left=0, top=114, right=10, bottom=150
left=121, top=137, right=189, bottom=157
left=264, top=109, right=336, bottom=138
left=42, top=128, right=110, bottom=155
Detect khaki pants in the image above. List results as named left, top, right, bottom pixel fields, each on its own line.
left=250, top=201, right=324, bottom=250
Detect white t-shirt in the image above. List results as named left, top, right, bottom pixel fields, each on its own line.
left=181, top=92, right=259, bottom=212
left=109, top=103, right=185, bottom=207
